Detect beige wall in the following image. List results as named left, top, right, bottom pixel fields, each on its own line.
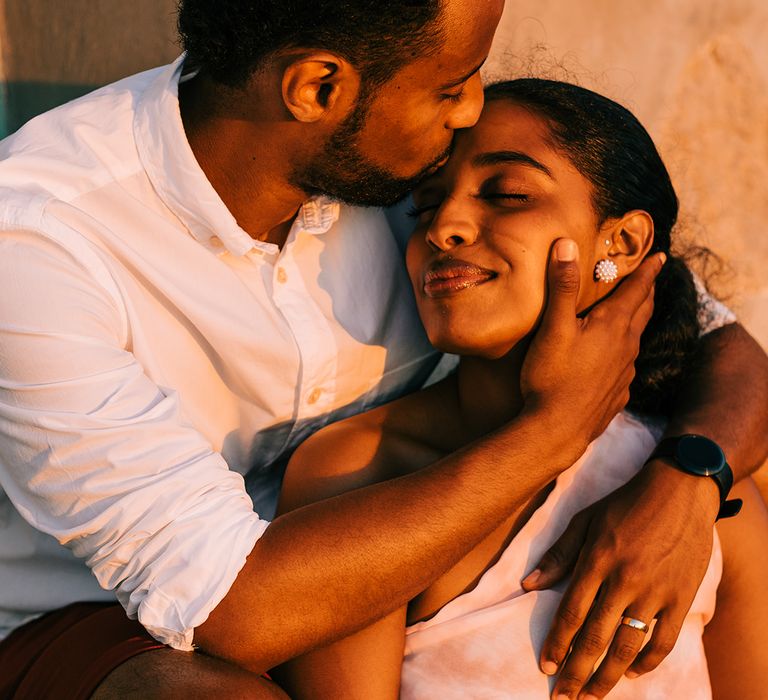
left=487, top=1, right=768, bottom=350
left=1, top=0, right=178, bottom=84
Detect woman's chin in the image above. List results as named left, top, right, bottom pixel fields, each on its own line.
left=423, top=312, right=538, bottom=360
left=428, top=332, right=521, bottom=360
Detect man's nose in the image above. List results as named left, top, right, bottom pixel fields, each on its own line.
left=445, top=74, right=485, bottom=131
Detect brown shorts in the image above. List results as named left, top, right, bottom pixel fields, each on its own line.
left=0, top=602, right=165, bottom=700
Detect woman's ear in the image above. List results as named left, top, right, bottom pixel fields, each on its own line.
left=281, top=52, right=361, bottom=123
left=579, top=210, right=655, bottom=313
left=600, top=209, right=655, bottom=278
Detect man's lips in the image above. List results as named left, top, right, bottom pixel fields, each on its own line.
left=422, top=258, right=497, bottom=298
left=425, top=154, right=451, bottom=176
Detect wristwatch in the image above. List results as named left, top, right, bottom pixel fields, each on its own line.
left=647, top=434, right=743, bottom=520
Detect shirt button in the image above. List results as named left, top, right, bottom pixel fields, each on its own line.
left=277, top=267, right=288, bottom=284
left=307, top=387, right=323, bottom=404
left=210, top=236, right=223, bottom=248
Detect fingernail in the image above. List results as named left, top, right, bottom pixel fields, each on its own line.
left=625, top=670, right=639, bottom=679
left=522, top=568, right=541, bottom=588
left=583, top=695, right=599, bottom=700
left=554, top=694, right=570, bottom=700
left=541, top=660, right=558, bottom=675
left=658, top=252, right=667, bottom=265
left=556, top=239, right=577, bottom=262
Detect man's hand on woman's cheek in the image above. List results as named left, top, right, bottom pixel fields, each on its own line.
left=520, top=239, right=664, bottom=453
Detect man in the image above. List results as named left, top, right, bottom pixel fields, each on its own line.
left=0, top=1, right=766, bottom=698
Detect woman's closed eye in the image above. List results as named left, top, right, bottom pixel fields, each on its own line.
left=483, top=192, right=530, bottom=203
left=407, top=192, right=531, bottom=221
left=479, top=176, right=536, bottom=206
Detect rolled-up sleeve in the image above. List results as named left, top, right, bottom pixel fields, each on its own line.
left=0, top=231, right=268, bottom=650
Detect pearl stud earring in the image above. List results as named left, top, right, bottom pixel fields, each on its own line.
left=594, top=259, right=619, bottom=283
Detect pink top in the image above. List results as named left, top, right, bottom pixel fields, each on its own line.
left=403, top=412, right=721, bottom=699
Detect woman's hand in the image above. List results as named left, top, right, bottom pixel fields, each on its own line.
left=522, top=459, right=720, bottom=699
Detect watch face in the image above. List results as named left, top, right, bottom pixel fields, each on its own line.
left=676, top=435, right=726, bottom=476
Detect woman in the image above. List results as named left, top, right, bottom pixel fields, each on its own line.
left=271, top=80, right=768, bottom=699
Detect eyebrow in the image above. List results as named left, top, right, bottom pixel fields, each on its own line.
left=471, top=150, right=554, bottom=178
left=438, top=59, right=486, bottom=90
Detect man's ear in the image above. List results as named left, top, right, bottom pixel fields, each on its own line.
left=281, top=52, right=361, bottom=123
left=600, top=209, right=655, bottom=277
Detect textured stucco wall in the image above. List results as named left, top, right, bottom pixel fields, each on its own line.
left=487, top=1, right=768, bottom=350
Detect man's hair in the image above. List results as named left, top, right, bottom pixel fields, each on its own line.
left=177, top=0, right=444, bottom=89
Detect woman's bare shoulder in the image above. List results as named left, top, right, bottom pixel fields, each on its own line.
left=277, top=380, right=457, bottom=513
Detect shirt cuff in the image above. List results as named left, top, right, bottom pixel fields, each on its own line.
left=112, top=499, right=270, bottom=651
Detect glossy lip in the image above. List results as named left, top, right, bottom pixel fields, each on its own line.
left=422, top=257, right=497, bottom=298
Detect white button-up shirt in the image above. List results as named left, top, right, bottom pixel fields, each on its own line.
left=0, top=57, right=440, bottom=649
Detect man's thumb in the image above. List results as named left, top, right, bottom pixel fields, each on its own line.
left=542, top=239, right=581, bottom=327
left=520, top=509, right=588, bottom=590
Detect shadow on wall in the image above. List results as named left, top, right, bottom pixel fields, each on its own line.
left=0, top=0, right=179, bottom=137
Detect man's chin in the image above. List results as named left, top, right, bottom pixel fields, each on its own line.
left=341, top=162, right=452, bottom=208
left=298, top=149, right=453, bottom=209
left=307, top=173, right=424, bottom=209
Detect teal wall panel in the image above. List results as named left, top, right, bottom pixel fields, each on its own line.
left=0, top=83, right=7, bottom=139
left=1, top=82, right=98, bottom=138
left=0, top=0, right=178, bottom=138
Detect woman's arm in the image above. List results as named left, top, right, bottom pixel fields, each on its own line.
left=704, top=477, right=768, bottom=700
left=269, top=395, right=546, bottom=698
left=193, top=248, right=660, bottom=672
left=272, top=609, right=407, bottom=700
left=269, top=422, right=419, bottom=700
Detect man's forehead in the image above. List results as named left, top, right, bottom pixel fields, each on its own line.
left=435, top=0, right=504, bottom=59
left=412, top=0, right=502, bottom=81
left=441, top=0, right=505, bottom=34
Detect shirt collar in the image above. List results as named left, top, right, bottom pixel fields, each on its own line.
left=133, top=55, right=340, bottom=257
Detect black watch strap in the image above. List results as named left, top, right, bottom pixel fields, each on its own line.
left=648, top=435, right=743, bottom=520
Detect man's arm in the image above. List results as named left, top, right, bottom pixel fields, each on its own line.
left=665, top=322, right=768, bottom=480
left=192, top=243, right=661, bottom=671
left=0, top=233, right=656, bottom=671
left=528, top=322, right=768, bottom=700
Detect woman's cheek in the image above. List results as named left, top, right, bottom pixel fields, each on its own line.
left=575, top=255, right=604, bottom=312
left=405, top=233, right=428, bottom=292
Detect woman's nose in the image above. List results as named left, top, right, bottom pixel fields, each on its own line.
left=425, top=209, right=479, bottom=251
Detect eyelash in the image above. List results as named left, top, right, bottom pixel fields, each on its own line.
left=406, top=205, right=436, bottom=219
left=441, top=88, right=466, bottom=104
left=486, top=193, right=529, bottom=202
left=406, top=194, right=530, bottom=219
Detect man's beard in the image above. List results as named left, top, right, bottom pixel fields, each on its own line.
left=291, top=99, right=451, bottom=208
